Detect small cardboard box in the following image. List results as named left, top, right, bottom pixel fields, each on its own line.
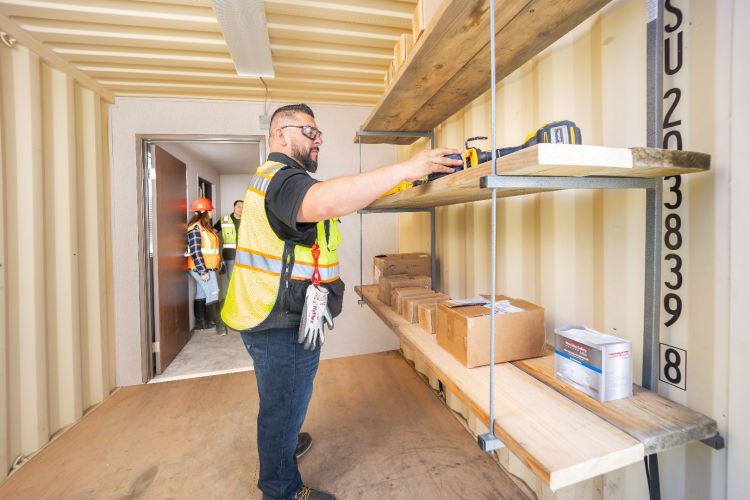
left=402, top=293, right=449, bottom=324
left=391, top=288, right=437, bottom=315
left=394, top=33, right=413, bottom=68
left=412, top=0, right=441, bottom=42
left=554, top=326, right=633, bottom=402
left=378, top=274, right=431, bottom=305
left=373, top=253, right=431, bottom=283
left=417, top=302, right=439, bottom=334
left=436, top=296, right=545, bottom=367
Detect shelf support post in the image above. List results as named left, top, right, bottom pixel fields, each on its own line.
left=645, top=0, right=664, bottom=498
left=355, top=129, right=438, bottom=302
left=429, top=207, right=438, bottom=292
left=643, top=178, right=663, bottom=392
left=478, top=0, right=504, bottom=454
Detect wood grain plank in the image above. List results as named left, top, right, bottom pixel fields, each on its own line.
left=366, top=144, right=710, bottom=209
left=512, top=354, right=718, bottom=454
left=359, top=0, right=494, bottom=137
left=405, top=0, right=611, bottom=133
left=357, top=0, right=612, bottom=143
left=356, top=285, right=644, bottom=491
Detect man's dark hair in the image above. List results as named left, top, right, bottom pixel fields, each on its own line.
left=233, top=199, right=243, bottom=207
left=270, top=103, right=314, bottom=129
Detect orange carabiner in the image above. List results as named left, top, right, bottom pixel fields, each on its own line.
left=311, top=244, right=321, bottom=286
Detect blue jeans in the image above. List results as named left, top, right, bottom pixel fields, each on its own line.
left=188, top=269, right=220, bottom=304
left=241, top=327, right=321, bottom=500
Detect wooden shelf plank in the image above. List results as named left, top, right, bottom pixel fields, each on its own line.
left=366, top=144, right=710, bottom=209
left=355, top=285, right=644, bottom=491
left=357, top=0, right=612, bottom=144
left=512, top=354, right=718, bottom=455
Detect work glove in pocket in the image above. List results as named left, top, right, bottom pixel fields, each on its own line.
left=298, top=284, right=334, bottom=350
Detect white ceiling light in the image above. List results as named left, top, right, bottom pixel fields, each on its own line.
left=210, top=0, right=274, bottom=77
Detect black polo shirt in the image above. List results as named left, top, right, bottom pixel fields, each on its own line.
left=264, top=152, right=319, bottom=246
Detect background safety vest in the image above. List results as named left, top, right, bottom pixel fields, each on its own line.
left=222, top=160, right=342, bottom=331
left=220, top=215, right=237, bottom=249
left=186, top=222, right=221, bottom=270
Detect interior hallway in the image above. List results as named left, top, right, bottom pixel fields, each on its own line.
left=0, top=351, right=527, bottom=499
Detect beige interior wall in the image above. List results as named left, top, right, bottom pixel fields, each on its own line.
left=398, top=0, right=736, bottom=498
left=220, top=174, right=254, bottom=216
left=727, top=1, right=750, bottom=498
left=0, top=41, right=115, bottom=481
left=0, top=30, right=6, bottom=480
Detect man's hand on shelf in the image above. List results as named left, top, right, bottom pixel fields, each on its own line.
left=400, top=148, right=463, bottom=182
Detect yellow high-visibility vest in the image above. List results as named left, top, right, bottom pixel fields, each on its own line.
left=186, top=222, right=221, bottom=270
left=221, top=161, right=342, bottom=331
left=220, top=215, right=237, bottom=249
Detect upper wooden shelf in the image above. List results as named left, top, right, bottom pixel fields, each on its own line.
left=356, top=0, right=612, bottom=145
left=365, top=144, right=710, bottom=209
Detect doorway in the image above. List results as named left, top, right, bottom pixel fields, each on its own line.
left=198, top=176, right=213, bottom=200
left=137, top=134, right=266, bottom=383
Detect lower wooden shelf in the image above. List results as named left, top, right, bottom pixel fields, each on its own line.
left=356, top=285, right=643, bottom=491
left=512, top=354, right=718, bottom=455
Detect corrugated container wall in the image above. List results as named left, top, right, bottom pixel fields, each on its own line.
left=397, top=0, right=742, bottom=499
left=0, top=41, right=115, bottom=480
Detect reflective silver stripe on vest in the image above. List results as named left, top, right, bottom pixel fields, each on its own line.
left=236, top=249, right=284, bottom=274
left=249, top=175, right=271, bottom=193
left=249, top=164, right=286, bottom=194
left=236, top=249, right=339, bottom=281
left=223, top=243, right=237, bottom=249
left=290, top=261, right=340, bottom=282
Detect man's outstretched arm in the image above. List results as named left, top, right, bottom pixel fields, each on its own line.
left=297, top=148, right=461, bottom=222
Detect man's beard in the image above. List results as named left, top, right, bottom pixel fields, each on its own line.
left=291, top=143, right=318, bottom=173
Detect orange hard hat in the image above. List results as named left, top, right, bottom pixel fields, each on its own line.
left=191, top=197, right=213, bottom=212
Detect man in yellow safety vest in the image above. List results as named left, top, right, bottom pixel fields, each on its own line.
left=222, top=103, right=461, bottom=500
left=213, top=199, right=243, bottom=278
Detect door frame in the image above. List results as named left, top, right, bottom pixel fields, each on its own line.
left=136, top=134, right=266, bottom=382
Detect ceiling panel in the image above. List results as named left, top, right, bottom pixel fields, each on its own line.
left=0, top=0, right=417, bottom=106
left=160, top=141, right=261, bottom=175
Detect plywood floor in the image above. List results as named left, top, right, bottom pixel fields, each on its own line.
left=0, top=351, right=527, bottom=499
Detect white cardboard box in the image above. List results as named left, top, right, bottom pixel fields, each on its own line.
left=554, top=326, right=633, bottom=402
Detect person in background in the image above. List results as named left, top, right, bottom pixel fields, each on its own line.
left=187, top=197, right=226, bottom=335
left=213, top=199, right=243, bottom=279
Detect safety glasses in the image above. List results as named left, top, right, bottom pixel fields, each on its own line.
left=280, top=124, right=323, bottom=141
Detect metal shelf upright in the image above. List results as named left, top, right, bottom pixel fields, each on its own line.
left=356, top=130, right=439, bottom=302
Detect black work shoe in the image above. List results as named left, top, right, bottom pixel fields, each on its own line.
left=294, top=485, right=335, bottom=500
left=295, top=432, right=312, bottom=459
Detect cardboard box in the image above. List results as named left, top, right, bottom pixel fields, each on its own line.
left=391, top=287, right=437, bottom=315
left=412, top=0, right=441, bottom=42
left=393, top=33, right=413, bottom=69
left=373, top=253, right=431, bottom=283
left=418, top=303, right=438, bottom=333
left=554, top=326, right=633, bottom=402
left=377, top=274, right=431, bottom=305
left=435, top=296, right=545, bottom=367
left=402, top=293, right=449, bottom=324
